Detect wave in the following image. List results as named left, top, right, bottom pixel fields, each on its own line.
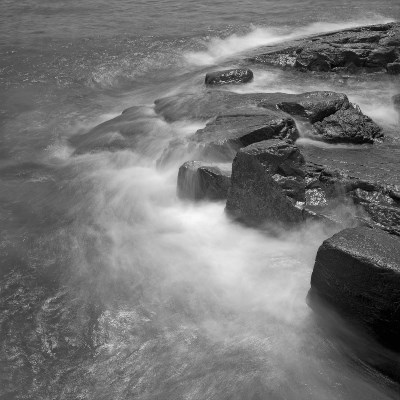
left=184, top=17, right=396, bottom=66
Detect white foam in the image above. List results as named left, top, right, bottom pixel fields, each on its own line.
left=184, top=18, right=395, bottom=66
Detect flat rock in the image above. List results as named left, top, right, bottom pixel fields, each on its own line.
left=177, top=161, right=231, bottom=201
left=225, top=139, right=306, bottom=226
left=249, top=23, right=400, bottom=75
left=310, top=227, right=400, bottom=351
left=205, top=68, right=254, bottom=85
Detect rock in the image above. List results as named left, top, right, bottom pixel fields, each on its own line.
left=260, top=91, right=382, bottom=143
left=177, top=161, right=231, bottom=201
left=249, top=23, right=400, bottom=74
left=303, top=158, right=400, bottom=235
left=225, top=139, right=306, bottom=226
left=311, top=106, right=383, bottom=143
left=193, top=110, right=299, bottom=161
left=205, top=68, right=254, bottom=85
left=156, top=90, right=381, bottom=165
left=156, top=91, right=300, bottom=165
left=309, top=227, right=400, bottom=351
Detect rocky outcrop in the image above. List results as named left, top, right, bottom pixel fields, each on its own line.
left=309, top=227, right=400, bottom=351
left=177, top=161, right=231, bottom=201
left=205, top=68, right=254, bottom=85
left=156, top=90, right=381, bottom=165
left=225, top=139, right=306, bottom=226
left=249, top=23, right=400, bottom=74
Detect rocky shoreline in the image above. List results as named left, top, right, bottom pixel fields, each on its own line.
left=70, top=23, right=400, bottom=382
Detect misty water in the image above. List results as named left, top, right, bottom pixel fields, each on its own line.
left=1, top=1, right=400, bottom=399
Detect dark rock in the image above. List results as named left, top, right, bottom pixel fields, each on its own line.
left=193, top=110, right=299, bottom=161
left=225, top=139, right=306, bottom=226
left=156, top=91, right=300, bottom=165
left=249, top=23, right=400, bottom=75
left=260, top=91, right=382, bottom=143
left=303, top=158, right=400, bottom=235
left=177, top=161, right=231, bottom=201
left=205, top=68, right=254, bottom=85
left=310, top=227, right=400, bottom=351
left=156, top=90, right=381, bottom=166
left=311, top=106, right=383, bottom=143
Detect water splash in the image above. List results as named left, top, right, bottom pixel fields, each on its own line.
left=184, top=18, right=395, bottom=66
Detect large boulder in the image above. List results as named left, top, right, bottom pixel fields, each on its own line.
left=205, top=68, right=254, bottom=85
left=177, top=161, right=231, bottom=201
left=309, top=227, right=400, bottom=351
left=249, top=23, right=400, bottom=74
left=225, top=139, right=306, bottom=226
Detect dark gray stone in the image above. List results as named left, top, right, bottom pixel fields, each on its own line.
left=156, top=90, right=381, bottom=166
left=177, top=161, right=231, bottom=201
left=311, top=106, right=383, bottom=143
left=205, top=68, right=254, bottom=85
left=225, top=139, right=306, bottom=226
left=249, top=23, right=400, bottom=75
left=302, top=157, right=400, bottom=235
left=260, top=91, right=382, bottom=143
left=310, top=227, right=400, bottom=351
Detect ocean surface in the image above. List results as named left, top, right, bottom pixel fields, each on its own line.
left=1, top=1, right=400, bottom=399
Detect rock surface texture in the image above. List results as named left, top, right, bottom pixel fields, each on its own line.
left=310, top=227, right=400, bottom=351
left=249, top=23, right=400, bottom=74
left=177, top=161, right=231, bottom=201
left=225, top=139, right=306, bottom=226
left=302, top=145, right=400, bottom=235
left=205, top=68, right=254, bottom=85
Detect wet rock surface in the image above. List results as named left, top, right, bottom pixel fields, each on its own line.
left=310, top=227, right=400, bottom=351
left=225, top=139, right=306, bottom=226
left=177, top=161, right=231, bottom=201
left=301, top=143, right=400, bottom=234
left=156, top=90, right=380, bottom=165
left=205, top=68, right=254, bottom=85
left=249, top=23, right=400, bottom=74
left=259, top=91, right=382, bottom=143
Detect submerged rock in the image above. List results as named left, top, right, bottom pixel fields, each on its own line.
left=69, top=106, right=157, bottom=155
left=205, top=68, right=254, bottom=85
left=310, top=227, right=400, bottom=351
left=177, top=161, right=231, bottom=201
left=249, top=23, right=400, bottom=74
left=225, top=139, right=306, bottom=226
